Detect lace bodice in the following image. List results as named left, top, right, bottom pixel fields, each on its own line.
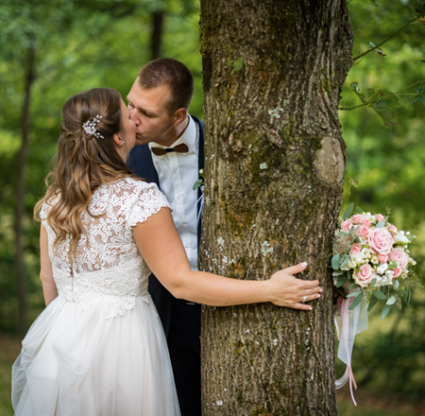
left=41, top=178, right=171, bottom=317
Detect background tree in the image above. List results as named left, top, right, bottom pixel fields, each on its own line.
left=199, top=0, right=353, bottom=414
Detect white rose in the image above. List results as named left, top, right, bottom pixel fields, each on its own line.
left=385, top=270, right=394, bottom=279
left=377, top=263, right=388, bottom=275
left=394, top=231, right=409, bottom=244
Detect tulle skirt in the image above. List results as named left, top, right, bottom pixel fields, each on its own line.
left=12, top=295, right=181, bottom=416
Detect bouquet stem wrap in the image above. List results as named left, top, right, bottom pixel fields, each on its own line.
left=335, top=296, right=368, bottom=406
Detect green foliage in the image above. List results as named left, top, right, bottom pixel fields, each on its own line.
left=228, top=57, right=244, bottom=74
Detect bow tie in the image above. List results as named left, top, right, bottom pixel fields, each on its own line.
left=151, top=143, right=189, bottom=156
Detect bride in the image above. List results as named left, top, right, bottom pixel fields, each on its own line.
left=11, top=87, right=321, bottom=416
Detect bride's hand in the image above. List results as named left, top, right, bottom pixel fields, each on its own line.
left=267, top=262, right=322, bottom=310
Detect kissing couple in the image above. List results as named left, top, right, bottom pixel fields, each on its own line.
left=11, top=58, right=321, bottom=416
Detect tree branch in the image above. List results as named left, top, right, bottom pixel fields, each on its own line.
left=353, top=16, right=420, bottom=62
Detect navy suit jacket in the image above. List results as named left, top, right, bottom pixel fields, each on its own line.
left=128, top=116, right=204, bottom=336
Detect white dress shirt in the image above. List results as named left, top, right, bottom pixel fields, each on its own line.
left=149, top=116, right=200, bottom=271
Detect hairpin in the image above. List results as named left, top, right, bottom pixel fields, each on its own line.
left=82, top=115, right=104, bottom=139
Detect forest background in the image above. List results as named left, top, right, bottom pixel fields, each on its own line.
left=0, top=0, right=424, bottom=415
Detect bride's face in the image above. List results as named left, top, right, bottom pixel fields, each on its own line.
left=117, top=98, right=136, bottom=160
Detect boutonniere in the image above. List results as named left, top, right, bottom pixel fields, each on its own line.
left=193, top=169, right=204, bottom=190
left=193, top=169, right=205, bottom=224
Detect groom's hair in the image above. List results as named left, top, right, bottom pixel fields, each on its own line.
left=138, top=58, right=194, bottom=115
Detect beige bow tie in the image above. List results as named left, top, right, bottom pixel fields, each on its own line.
left=151, top=143, right=189, bottom=156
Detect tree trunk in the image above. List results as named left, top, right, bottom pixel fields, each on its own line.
left=150, top=10, right=164, bottom=61
left=15, top=35, right=36, bottom=335
left=199, top=1, right=353, bottom=415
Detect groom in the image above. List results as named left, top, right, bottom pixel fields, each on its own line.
left=127, top=58, right=203, bottom=416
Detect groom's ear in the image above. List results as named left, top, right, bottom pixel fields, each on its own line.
left=172, top=108, right=188, bottom=127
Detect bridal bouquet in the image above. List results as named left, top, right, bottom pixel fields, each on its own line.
left=332, top=203, right=417, bottom=317
left=332, top=203, right=417, bottom=405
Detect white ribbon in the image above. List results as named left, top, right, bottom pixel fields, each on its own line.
left=335, top=296, right=368, bottom=406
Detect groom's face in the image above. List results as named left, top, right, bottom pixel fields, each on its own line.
left=127, top=78, right=175, bottom=146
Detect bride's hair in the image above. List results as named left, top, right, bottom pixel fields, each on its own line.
left=34, top=87, right=137, bottom=259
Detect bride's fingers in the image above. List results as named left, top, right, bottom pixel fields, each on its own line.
left=283, top=262, right=308, bottom=275
left=293, top=293, right=321, bottom=310
left=302, top=286, right=323, bottom=296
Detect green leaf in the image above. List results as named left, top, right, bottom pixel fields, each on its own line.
left=386, top=296, right=396, bottom=305
left=192, top=179, right=203, bottom=190
left=228, top=57, right=244, bottom=74
left=355, top=206, right=364, bottom=214
left=370, top=0, right=378, bottom=6
left=370, top=278, right=377, bottom=288
left=349, top=283, right=359, bottom=290
left=343, top=202, right=354, bottom=220
left=368, top=297, right=378, bottom=311
left=331, top=254, right=340, bottom=270
left=370, top=89, right=400, bottom=127
left=347, top=290, right=362, bottom=298
left=411, top=86, right=425, bottom=105
left=375, top=221, right=385, bottom=229
left=340, top=254, right=349, bottom=268
left=336, top=276, right=345, bottom=288
left=381, top=303, right=392, bottom=319
left=373, top=290, right=387, bottom=300
left=415, top=0, right=425, bottom=15
left=350, top=82, right=366, bottom=103
left=349, top=293, right=363, bottom=310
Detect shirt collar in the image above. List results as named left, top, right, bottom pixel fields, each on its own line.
left=148, top=115, right=196, bottom=155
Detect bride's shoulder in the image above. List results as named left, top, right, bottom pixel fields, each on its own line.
left=117, top=177, right=160, bottom=194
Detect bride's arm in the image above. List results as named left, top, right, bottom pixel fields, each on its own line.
left=40, top=225, right=58, bottom=306
left=133, top=208, right=321, bottom=310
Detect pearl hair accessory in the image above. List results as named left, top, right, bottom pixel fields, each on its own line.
left=82, top=115, right=104, bottom=139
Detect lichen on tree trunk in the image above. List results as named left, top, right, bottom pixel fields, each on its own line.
left=199, top=0, right=353, bottom=415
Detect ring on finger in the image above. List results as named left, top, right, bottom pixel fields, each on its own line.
left=302, top=296, right=306, bottom=303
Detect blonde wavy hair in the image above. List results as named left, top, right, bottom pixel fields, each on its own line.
left=34, top=87, right=139, bottom=259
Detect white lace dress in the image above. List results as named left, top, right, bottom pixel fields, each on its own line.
left=12, top=178, right=181, bottom=416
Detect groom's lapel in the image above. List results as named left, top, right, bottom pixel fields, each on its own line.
left=193, top=115, right=204, bottom=246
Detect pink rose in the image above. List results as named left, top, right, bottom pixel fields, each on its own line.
left=392, top=268, right=402, bottom=278
left=351, top=244, right=362, bottom=256
left=368, top=227, right=394, bottom=255
left=389, top=247, right=409, bottom=269
left=353, top=264, right=374, bottom=287
left=376, top=214, right=385, bottom=222
left=352, top=214, right=366, bottom=224
left=378, top=254, right=388, bottom=263
left=341, top=220, right=353, bottom=231
left=358, top=225, right=371, bottom=238
left=361, top=219, right=372, bottom=228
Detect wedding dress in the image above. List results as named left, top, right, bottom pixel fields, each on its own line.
left=12, top=178, right=181, bottom=416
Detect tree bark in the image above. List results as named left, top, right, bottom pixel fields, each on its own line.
left=199, top=1, right=353, bottom=415
left=15, top=35, right=36, bottom=335
left=150, top=10, right=164, bottom=61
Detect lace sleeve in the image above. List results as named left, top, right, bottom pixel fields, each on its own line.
left=128, top=182, right=172, bottom=227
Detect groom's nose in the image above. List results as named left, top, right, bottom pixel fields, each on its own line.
left=129, top=108, right=140, bottom=125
